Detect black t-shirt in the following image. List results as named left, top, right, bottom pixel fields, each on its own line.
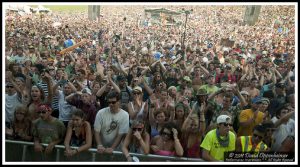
left=165, top=77, right=178, bottom=88
left=97, top=91, right=109, bottom=110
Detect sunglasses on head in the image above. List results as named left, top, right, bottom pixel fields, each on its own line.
left=221, top=123, right=232, bottom=127
left=132, top=128, right=143, bottom=132
left=253, top=134, right=263, bottom=140
left=108, top=100, right=117, bottom=104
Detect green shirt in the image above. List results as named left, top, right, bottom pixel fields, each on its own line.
left=200, top=129, right=236, bottom=161
left=32, top=118, right=66, bottom=144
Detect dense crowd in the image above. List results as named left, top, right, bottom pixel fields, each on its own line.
left=5, top=5, right=295, bottom=162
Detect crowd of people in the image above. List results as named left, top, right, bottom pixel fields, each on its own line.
left=5, top=4, right=295, bottom=162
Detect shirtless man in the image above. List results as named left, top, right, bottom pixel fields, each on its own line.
left=242, top=78, right=260, bottom=99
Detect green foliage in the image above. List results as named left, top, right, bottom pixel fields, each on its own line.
left=30, top=5, right=88, bottom=12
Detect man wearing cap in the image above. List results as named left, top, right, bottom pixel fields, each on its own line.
left=32, top=104, right=66, bottom=156
left=199, top=75, right=220, bottom=95
left=242, top=78, right=260, bottom=99
left=240, top=90, right=251, bottom=109
left=237, top=96, right=265, bottom=137
left=267, top=82, right=287, bottom=118
left=27, top=45, right=39, bottom=64
left=236, top=124, right=269, bottom=154
left=66, top=88, right=97, bottom=127
left=10, top=47, right=27, bottom=65
left=176, top=76, right=192, bottom=94
left=200, top=115, right=236, bottom=161
left=117, top=75, right=133, bottom=111
left=205, top=85, right=245, bottom=134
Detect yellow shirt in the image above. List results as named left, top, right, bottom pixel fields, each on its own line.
left=199, top=85, right=220, bottom=95
left=200, top=129, right=236, bottom=161
left=240, top=136, right=268, bottom=153
left=237, top=109, right=264, bottom=137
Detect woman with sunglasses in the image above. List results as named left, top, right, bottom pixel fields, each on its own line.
left=122, top=120, right=150, bottom=162
left=6, top=104, right=33, bottom=141
left=127, top=86, right=148, bottom=122
left=180, top=102, right=206, bottom=158
left=150, top=122, right=184, bottom=157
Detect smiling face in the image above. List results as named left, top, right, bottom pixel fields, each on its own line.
left=155, top=111, right=166, bottom=124
left=189, top=119, right=199, bottom=133
left=31, top=86, right=42, bottom=101
left=161, top=128, right=172, bottom=141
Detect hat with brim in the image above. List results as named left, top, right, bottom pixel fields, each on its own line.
left=133, top=86, right=143, bottom=93
left=6, top=82, right=14, bottom=87
left=183, top=76, right=192, bottom=83
left=197, top=88, right=208, bottom=96
left=252, top=96, right=263, bottom=104
left=240, top=90, right=249, bottom=96
left=217, top=115, right=231, bottom=124
left=261, top=97, right=270, bottom=105
left=275, top=82, right=285, bottom=88
left=220, top=82, right=230, bottom=88
left=82, top=88, right=92, bottom=95
left=117, top=75, right=126, bottom=81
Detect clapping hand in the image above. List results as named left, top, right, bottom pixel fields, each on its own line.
left=171, top=128, right=178, bottom=140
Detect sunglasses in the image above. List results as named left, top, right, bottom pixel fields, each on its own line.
left=6, top=86, right=14, bottom=88
left=266, top=128, right=276, bottom=132
left=253, top=134, right=263, bottom=140
left=16, top=112, right=25, bottom=115
left=108, top=101, right=117, bottom=104
left=133, top=92, right=141, bottom=95
left=37, top=111, right=47, bottom=114
left=132, top=128, right=143, bottom=132
left=161, top=131, right=172, bottom=137
left=221, top=123, right=232, bottom=127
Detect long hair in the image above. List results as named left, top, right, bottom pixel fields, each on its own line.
left=28, top=84, right=46, bottom=106
left=12, top=104, right=31, bottom=136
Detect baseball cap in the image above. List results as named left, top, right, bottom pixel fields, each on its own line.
left=117, top=75, right=126, bottom=81
left=133, top=86, right=142, bottom=93
left=275, top=82, right=285, bottom=88
left=183, top=76, right=192, bottom=83
left=196, top=88, right=208, bottom=96
left=260, top=97, right=270, bottom=105
left=240, top=90, right=249, bottom=96
left=6, top=82, right=14, bottom=87
left=252, top=96, right=263, bottom=104
left=217, top=115, right=231, bottom=124
left=82, top=88, right=92, bottom=95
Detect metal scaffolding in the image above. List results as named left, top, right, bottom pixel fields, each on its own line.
left=88, top=5, right=100, bottom=21
left=243, top=5, right=261, bottom=26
